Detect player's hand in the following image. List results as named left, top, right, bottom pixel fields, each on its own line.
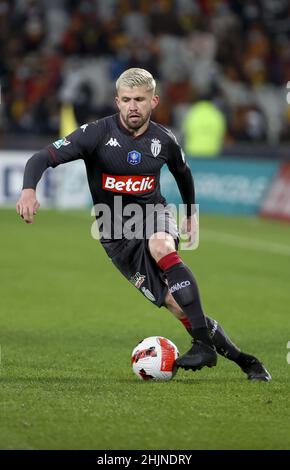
left=16, top=189, right=40, bottom=224
left=180, top=213, right=198, bottom=248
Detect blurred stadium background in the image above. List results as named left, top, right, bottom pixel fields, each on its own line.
left=1, top=0, right=290, bottom=146
left=1, top=0, right=290, bottom=451
left=1, top=0, right=290, bottom=217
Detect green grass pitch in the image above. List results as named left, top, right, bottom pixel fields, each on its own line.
left=1, top=207, right=290, bottom=450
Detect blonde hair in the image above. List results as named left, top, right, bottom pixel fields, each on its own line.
left=116, top=68, right=156, bottom=93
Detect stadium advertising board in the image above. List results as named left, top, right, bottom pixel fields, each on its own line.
left=0, top=152, right=54, bottom=206
left=0, top=152, right=279, bottom=216
left=161, top=158, right=279, bottom=215
left=0, top=152, right=90, bottom=208
left=260, top=163, right=290, bottom=222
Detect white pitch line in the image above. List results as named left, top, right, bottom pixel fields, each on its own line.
left=201, top=229, right=290, bottom=256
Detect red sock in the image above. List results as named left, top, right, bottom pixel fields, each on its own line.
left=179, top=317, right=191, bottom=330
left=157, top=251, right=182, bottom=271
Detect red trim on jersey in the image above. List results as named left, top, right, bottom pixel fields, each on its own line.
left=157, top=251, right=182, bottom=271
left=47, top=147, right=58, bottom=164
left=179, top=317, right=192, bottom=329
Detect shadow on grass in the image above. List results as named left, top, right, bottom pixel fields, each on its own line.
left=0, top=374, right=247, bottom=387
left=113, top=376, right=247, bottom=385
left=1, top=371, right=275, bottom=387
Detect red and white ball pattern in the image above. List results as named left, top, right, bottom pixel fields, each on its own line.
left=131, top=336, right=179, bottom=381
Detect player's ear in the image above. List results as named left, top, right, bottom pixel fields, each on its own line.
left=151, top=94, right=159, bottom=110
left=115, top=96, right=120, bottom=110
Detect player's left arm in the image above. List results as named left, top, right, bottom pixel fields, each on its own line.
left=167, top=137, right=198, bottom=247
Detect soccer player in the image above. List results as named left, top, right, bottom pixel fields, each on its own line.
left=16, top=68, right=271, bottom=381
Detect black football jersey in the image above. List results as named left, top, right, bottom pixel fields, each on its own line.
left=23, top=114, right=195, bottom=243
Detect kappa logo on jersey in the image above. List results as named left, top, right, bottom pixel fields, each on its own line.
left=80, top=124, right=88, bottom=133
left=105, top=137, right=121, bottom=147
left=53, top=137, right=71, bottom=149
left=102, top=174, right=155, bottom=194
left=169, top=281, right=191, bottom=294
left=130, top=272, right=146, bottom=289
left=151, top=138, right=161, bottom=157
left=127, top=150, right=141, bottom=165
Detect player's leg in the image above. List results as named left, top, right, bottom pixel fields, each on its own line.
left=165, top=291, right=271, bottom=381
left=148, top=232, right=217, bottom=371
left=110, top=237, right=169, bottom=308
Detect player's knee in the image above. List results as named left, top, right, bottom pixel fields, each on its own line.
left=149, top=236, right=175, bottom=262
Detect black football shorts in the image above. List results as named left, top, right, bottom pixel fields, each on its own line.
left=104, top=207, right=179, bottom=308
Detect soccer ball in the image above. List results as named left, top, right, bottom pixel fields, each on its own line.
left=131, top=336, right=179, bottom=381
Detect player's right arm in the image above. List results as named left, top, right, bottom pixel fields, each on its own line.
left=16, top=122, right=100, bottom=224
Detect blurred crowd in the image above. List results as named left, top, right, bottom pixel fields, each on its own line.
left=1, top=0, right=290, bottom=145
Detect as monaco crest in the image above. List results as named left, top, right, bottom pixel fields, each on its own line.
left=151, top=138, right=161, bottom=157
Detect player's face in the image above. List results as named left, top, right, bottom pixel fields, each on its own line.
left=115, top=85, right=159, bottom=133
